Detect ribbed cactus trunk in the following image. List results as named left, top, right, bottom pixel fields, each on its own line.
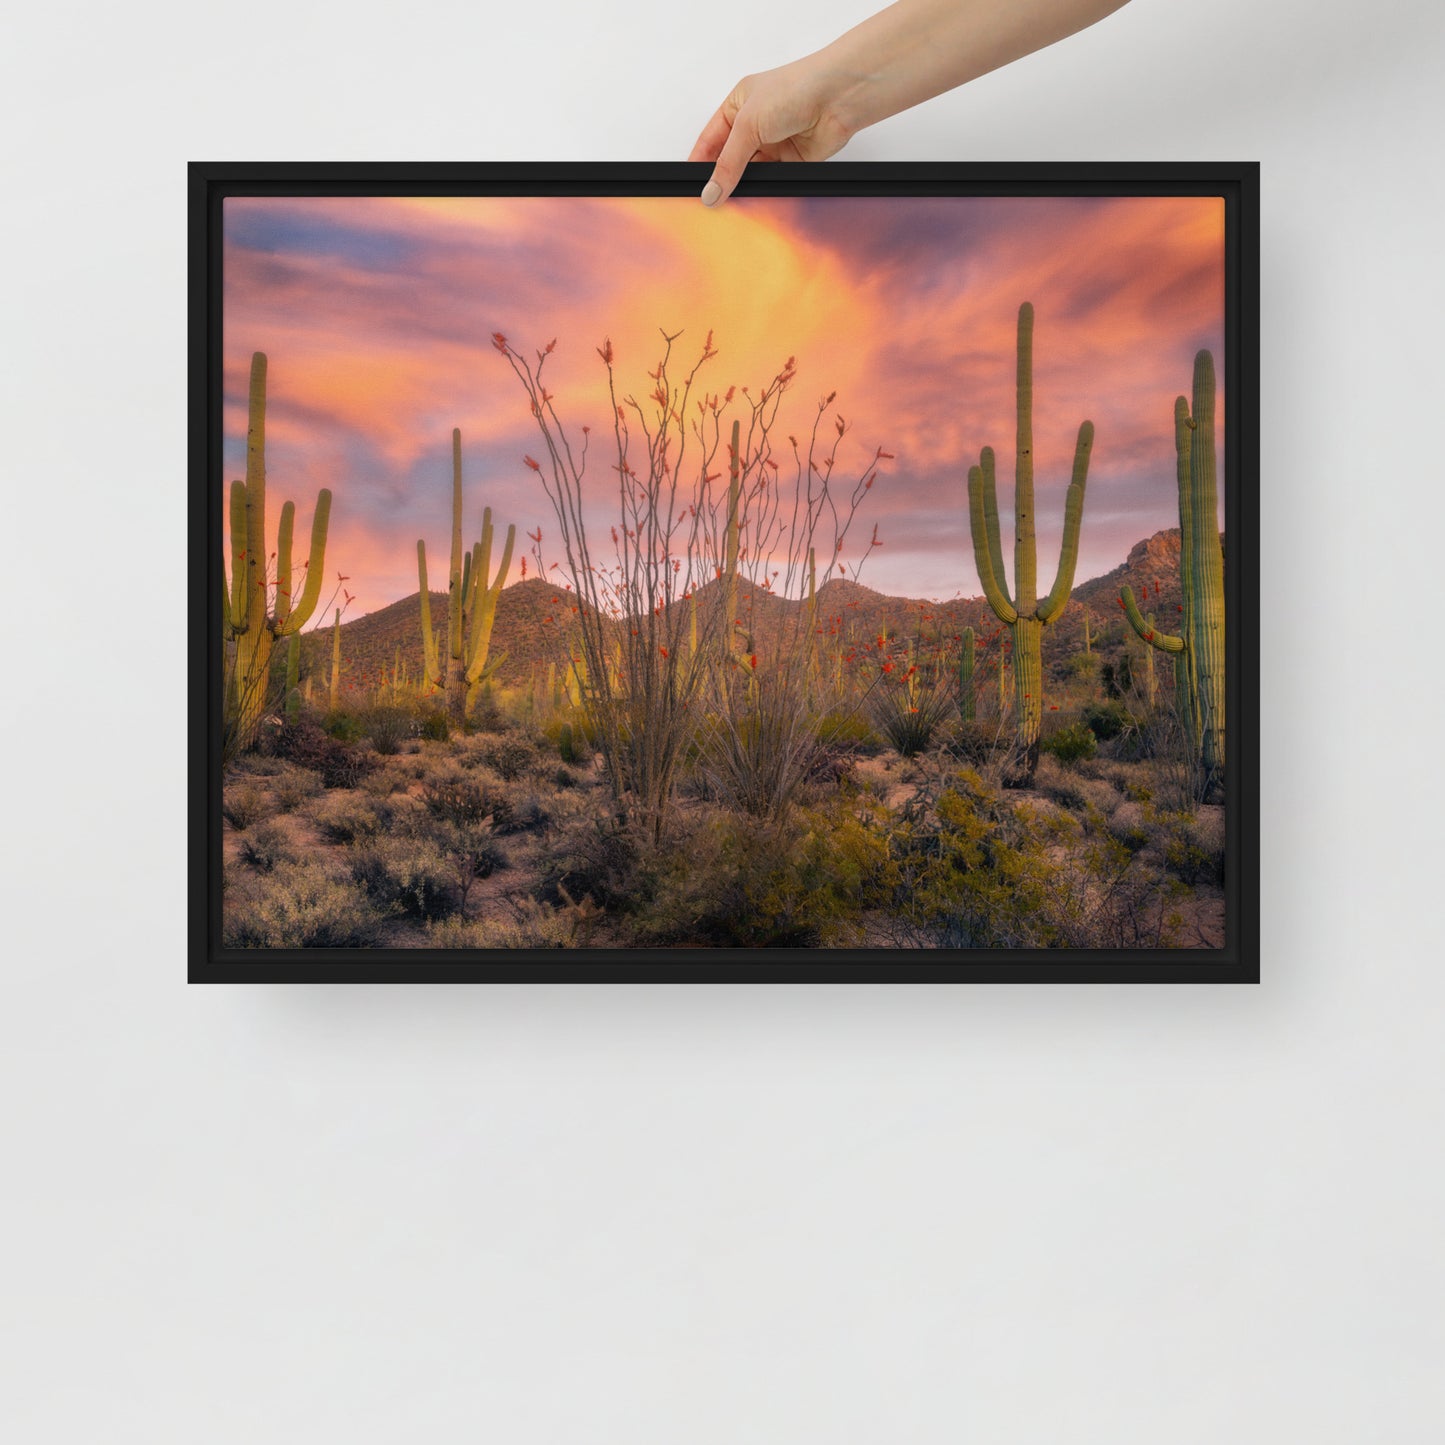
left=1120, top=350, right=1223, bottom=798
left=1143, top=621, right=1157, bottom=710
left=425, top=430, right=516, bottom=723
left=284, top=634, right=301, bottom=724
left=417, top=540, right=442, bottom=695
left=959, top=626, right=976, bottom=721
left=966, top=303, right=1093, bottom=782
left=1082, top=610, right=1092, bottom=654
left=221, top=352, right=332, bottom=752
left=1186, top=352, right=1225, bottom=788
left=445, top=429, right=467, bottom=721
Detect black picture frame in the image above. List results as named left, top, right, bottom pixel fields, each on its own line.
left=190, top=160, right=1259, bottom=983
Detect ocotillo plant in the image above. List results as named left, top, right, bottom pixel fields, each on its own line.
left=417, top=429, right=516, bottom=722
left=1120, top=350, right=1225, bottom=795
left=221, top=352, right=333, bottom=753
left=967, top=302, right=1094, bottom=779
left=959, top=626, right=976, bottom=721
left=497, top=328, right=886, bottom=834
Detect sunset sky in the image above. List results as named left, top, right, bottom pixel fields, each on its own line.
left=223, top=193, right=1224, bottom=618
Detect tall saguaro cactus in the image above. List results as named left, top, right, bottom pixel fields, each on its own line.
left=221, top=352, right=333, bottom=751
left=967, top=303, right=1094, bottom=778
left=1120, top=350, right=1225, bottom=796
left=417, top=428, right=516, bottom=722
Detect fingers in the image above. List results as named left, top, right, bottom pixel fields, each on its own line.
left=702, top=107, right=760, bottom=207
left=688, top=104, right=732, bottom=164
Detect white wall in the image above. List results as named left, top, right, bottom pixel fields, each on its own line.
left=4, top=0, right=1442, bottom=1438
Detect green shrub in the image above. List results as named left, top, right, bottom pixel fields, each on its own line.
left=1081, top=700, right=1135, bottom=741
left=419, top=710, right=450, bottom=742
left=1061, top=651, right=1099, bottom=679
left=223, top=860, right=381, bottom=948
left=323, top=709, right=366, bottom=743
left=1041, top=723, right=1097, bottom=763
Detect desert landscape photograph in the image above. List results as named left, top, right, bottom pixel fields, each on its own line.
left=214, top=188, right=1232, bottom=952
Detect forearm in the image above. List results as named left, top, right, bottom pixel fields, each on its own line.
left=806, top=0, right=1130, bottom=137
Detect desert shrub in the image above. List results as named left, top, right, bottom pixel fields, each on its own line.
left=1146, top=805, right=1224, bottom=885
left=537, top=818, right=653, bottom=914
left=269, top=763, right=325, bottom=813
left=637, top=799, right=891, bottom=947
left=364, top=706, right=412, bottom=756
left=880, top=769, right=1180, bottom=948
left=419, top=710, right=450, bottom=742
left=814, top=711, right=885, bottom=756
left=222, top=781, right=273, bottom=831
left=553, top=765, right=578, bottom=789
left=307, top=792, right=392, bottom=844
left=476, top=734, right=538, bottom=781
left=275, top=720, right=376, bottom=789
left=359, top=763, right=410, bottom=798
left=237, top=820, right=301, bottom=873
left=422, top=772, right=511, bottom=831
left=223, top=859, right=381, bottom=948
left=1081, top=700, right=1135, bottom=741
left=323, top=709, right=366, bottom=743
left=426, top=896, right=602, bottom=949
left=350, top=834, right=458, bottom=920
left=947, top=718, right=1006, bottom=764
left=867, top=671, right=955, bottom=758
left=1061, top=651, right=1099, bottom=679
left=1041, top=723, right=1097, bottom=763
left=1034, top=755, right=1121, bottom=817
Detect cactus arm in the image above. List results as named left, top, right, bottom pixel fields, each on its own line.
left=243, top=353, right=268, bottom=632
left=418, top=540, right=441, bottom=690
left=275, top=489, right=331, bottom=636
left=447, top=428, right=464, bottom=665
left=1013, top=302, right=1036, bottom=614
left=464, top=521, right=514, bottom=684
left=1187, top=350, right=1226, bottom=777
left=274, top=500, right=295, bottom=630
left=968, top=465, right=1019, bottom=625
left=1120, top=585, right=1184, bottom=653
left=227, top=479, right=249, bottom=634
left=1036, top=420, right=1094, bottom=623
left=979, top=446, right=1009, bottom=607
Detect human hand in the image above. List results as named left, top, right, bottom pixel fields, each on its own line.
left=688, top=57, right=857, bottom=208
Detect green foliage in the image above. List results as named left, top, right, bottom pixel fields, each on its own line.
left=1061, top=651, right=1099, bottom=679
left=1081, top=700, right=1135, bottom=741
left=322, top=709, right=366, bottom=743
left=1040, top=723, right=1097, bottom=762
left=638, top=798, right=892, bottom=947
left=419, top=710, right=450, bottom=742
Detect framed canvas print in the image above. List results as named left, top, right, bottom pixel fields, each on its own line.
left=189, top=161, right=1258, bottom=983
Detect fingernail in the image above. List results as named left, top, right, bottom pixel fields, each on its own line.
left=701, top=181, right=722, bottom=207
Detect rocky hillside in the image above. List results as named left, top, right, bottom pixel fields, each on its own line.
left=292, top=529, right=1217, bottom=701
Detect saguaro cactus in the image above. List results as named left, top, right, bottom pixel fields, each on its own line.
left=967, top=303, right=1094, bottom=778
left=959, top=626, right=976, bottom=721
left=1120, top=350, right=1224, bottom=795
left=221, top=352, right=333, bottom=751
left=330, top=607, right=342, bottom=709
left=417, top=429, right=517, bottom=722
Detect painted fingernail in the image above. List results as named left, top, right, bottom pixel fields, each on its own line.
left=701, top=180, right=723, bottom=207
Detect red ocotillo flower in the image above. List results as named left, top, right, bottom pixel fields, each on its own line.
left=491, top=332, right=508, bottom=352
left=597, top=337, right=613, bottom=365
left=523, top=455, right=541, bottom=472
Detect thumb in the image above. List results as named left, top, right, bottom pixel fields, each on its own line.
left=701, top=111, right=760, bottom=206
